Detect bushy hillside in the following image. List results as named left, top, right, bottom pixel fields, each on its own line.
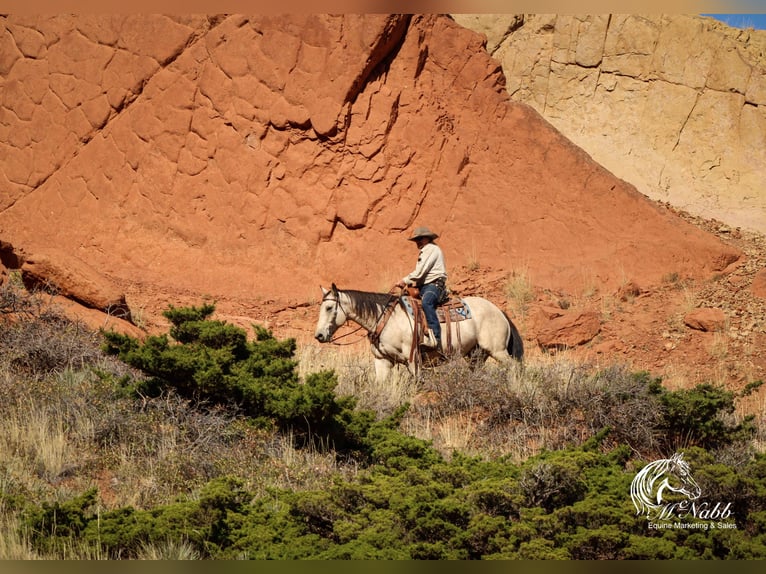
left=1, top=280, right=765, bottom=560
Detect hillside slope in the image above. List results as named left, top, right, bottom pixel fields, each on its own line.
left=0, top=14, right=761, bottom=388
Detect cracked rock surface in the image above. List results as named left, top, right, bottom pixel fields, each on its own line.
left=1, top=14, right=763, bottom=391
left=455, top=13, right=766, bottom=234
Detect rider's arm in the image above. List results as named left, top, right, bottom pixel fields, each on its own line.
left=402, top=244, right=438, bottom=286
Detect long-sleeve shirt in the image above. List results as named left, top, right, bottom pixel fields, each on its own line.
left=402, top=242, right=447, bottom=286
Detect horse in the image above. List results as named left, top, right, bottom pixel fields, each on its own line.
left=313, top=283, right=523, bottom=383
left=630, top=452, right=702, bottom=519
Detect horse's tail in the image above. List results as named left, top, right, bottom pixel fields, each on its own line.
left=503, top=312, right=524, bottom=362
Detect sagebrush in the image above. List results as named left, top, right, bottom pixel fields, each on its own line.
left=1, top=284, right=765, bottom=559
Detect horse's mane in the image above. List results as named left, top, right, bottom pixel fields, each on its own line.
left=631, top=458, right=667, bottom=514
left=341, top=289, right=397, bottom=324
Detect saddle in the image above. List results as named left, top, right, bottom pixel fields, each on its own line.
left=401, top=286, right=472, bottom=356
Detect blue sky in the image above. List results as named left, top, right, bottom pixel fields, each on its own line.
left=703, top=14, right=766, bottom=30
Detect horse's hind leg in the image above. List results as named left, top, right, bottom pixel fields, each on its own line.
left=467, top=347, right=490, bottom=370
left=488, top=347, right=513, bottom=365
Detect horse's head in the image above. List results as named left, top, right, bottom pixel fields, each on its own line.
left=631, top=452, right=701, bottom=517
left=661, top=452, right=702, bottom=502
left=314, top=283, right=348, bottom=343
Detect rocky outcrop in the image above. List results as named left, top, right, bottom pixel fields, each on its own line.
left=0, top=240, right=136, bottom=334
left=21, top=250, right=131, bottom=319
left=0, top=14, right=742, bottom=331
left=50, top=295, right=141, bottom=337
left=531, top=305, right=601, bottom=349
left=684, top=307, right=727, bottom=332
left=453, top=14, right=766, bottom=234
left=752, top=269, right=766, bottom=299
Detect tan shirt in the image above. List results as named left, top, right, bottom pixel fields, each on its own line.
left=402, top=242, right=447, bottom=286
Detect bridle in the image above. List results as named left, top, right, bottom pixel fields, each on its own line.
left=321, top=288, right=401, bottom=346
left=321, top=292, right=366, bottom=345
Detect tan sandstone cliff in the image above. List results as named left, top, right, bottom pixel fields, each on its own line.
left=452, top=14, right=766, bottom=234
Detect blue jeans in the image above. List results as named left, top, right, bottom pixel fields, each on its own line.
left=420, top=283, right=443, bottom=347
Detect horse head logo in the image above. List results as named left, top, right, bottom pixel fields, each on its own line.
left=630, top=452, right=702, bottom=519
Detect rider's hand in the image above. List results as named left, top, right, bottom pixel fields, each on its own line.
left=396, top=281, right=406, bottom=289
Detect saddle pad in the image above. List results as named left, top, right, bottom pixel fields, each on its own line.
left=400, top=296, right=472, bottom=323
left=437, top=301, right=472, bottom=323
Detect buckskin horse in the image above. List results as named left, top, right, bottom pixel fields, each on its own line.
left=314, top=283, right=523, bottom=382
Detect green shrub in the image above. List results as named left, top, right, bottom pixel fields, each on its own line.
left=102, top=304, right=374, bottom=453
left=20, top=441, right=766, bottom=559
left=8, top=297, right=766, bottom=560
left=644, top=375, right=758, bottom=451
left=24, top=488, right=99, bottom=556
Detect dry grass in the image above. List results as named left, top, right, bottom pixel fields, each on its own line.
left=0, top=353, right=354, bottom=558
left=136, top=538, right=200, bottom=560
left=504, top=265, right=535, bottom=318
left=578, top=268, right=600, bottom=301
left=466, top=241, right=481, bottom=271
left=298, top=343, right=419, bottom=417
left=740, top=391, right=766, bottom=453
left=299, top=337, right=766, bottom=462
left=680, top=284, right=699, bottom=314
left=0, top=402, right=71, bottom=483
left=0, top=367, right=346, bottom=509
left=305, top=344, right=658, bottom=460
left=1, top=281, right=764, bottom=558
left=663, top=283, right=700, bottom=333
left=709, top=329, right=730, bottom=361
left=0, top=511, right=38, bottom=560
left=0, top=498, right=106, bottom=560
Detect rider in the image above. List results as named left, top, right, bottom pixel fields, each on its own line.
left=396, top=226, right=447, bottom=354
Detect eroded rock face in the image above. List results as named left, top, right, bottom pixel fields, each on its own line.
left=0, top=14, right=741, bottom=324
left=455, top=14, right=766, bottom=234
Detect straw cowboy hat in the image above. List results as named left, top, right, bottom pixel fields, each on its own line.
left=408, top=226, right=439, bottom=241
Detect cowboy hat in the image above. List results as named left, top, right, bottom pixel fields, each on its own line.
left=408, top=226, right=439, bottom=241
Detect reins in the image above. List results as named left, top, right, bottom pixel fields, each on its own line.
left=368, top=289, right=402, bottom=348
left=327, top=323, right=367, bottom=345
left=324, top=287, right=401, bottom=346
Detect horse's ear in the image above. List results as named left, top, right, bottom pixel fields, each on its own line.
left=320, top=285, right=328, bottom=296
left=331, top=282, right=338, bottom=294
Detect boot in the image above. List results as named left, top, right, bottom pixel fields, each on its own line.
left=420, top=333, right=445, bottom=365
left=421, top=329, right=438, bottom=349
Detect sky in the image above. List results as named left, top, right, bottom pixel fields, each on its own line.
left=704, top=13, right=766, bottom=29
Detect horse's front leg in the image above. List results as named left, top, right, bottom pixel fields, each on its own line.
left=374, top=357, right=395, bottom=384
left=405, top=356, right=421, bottom=380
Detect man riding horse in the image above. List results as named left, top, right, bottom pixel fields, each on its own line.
left=396, top=226, right=447, bottom=355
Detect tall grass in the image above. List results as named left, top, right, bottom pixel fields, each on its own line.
left=301, top=342, right=766, bottom=462
left=504, top=265, right=535, bottom=317
left=0, top=511, right=38, bottom=560
left=1, top=281, right=764, bottom=558
left=297, top=343, right=419, bottom=416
